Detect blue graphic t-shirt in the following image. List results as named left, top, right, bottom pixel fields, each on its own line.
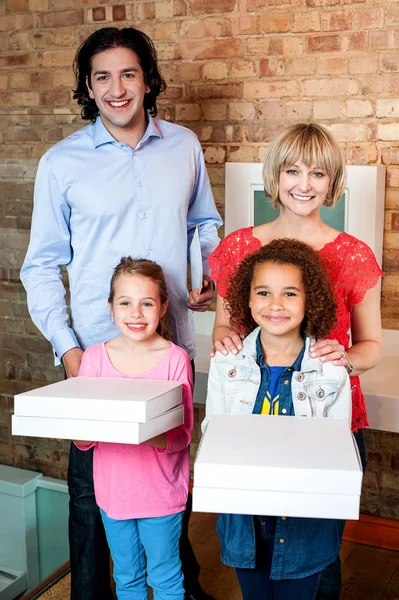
left=261, top=366, right=285, bottom=415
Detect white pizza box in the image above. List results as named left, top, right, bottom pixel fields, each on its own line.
left=12, top=404, right=184, bottom=445
left=13, top=377, right=182, bottom=423
left=193, top=414, right=363, bottom=520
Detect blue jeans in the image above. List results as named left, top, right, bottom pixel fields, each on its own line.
left=236, top=517, right=321, bottom=600
left=101, top=509, right=184, bottom=600
left=315, top=428, right=368, bottom=600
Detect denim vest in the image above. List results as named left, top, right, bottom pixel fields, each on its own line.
left=204, top=327, right=351, bottom=580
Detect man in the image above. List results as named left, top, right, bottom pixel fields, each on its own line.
left=21, top=27, right=222, bottom=600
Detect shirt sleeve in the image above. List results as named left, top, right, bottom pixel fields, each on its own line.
left=158, top=349, right=194, bottom=454
left=20, top=155, right=79, bottom=365
left=187, top=141, right=223, bottom=277
left=344, top=239, right=384, bottom=307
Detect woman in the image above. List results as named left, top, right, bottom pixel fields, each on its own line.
left=209, top=123, right=383, bottom=599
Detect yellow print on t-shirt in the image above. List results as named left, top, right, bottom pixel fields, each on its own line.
left=261, top=391, right=279, bottom=415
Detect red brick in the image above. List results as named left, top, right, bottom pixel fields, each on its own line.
left=341, top=31, right=367, bottom=52
left=286, top=57, right=316, bottom=75
left=42, top=50, right=77, bottom=68
left=301, top=78, right=358, bottom=97
left=3, top=128, right=41, bottom=142
left=382, top=148, right=399, bottom=166
left=173, top=0, right=187, bottom=16
left=201, top=103, right=227, bottom=120
left=246, top=123, right=285, bottom=143
left=0, top=53, right=40, bottom=69
left=92, top=6, right=105, bottom=20
left=154, top=22, right=178, bottom=41
left=370, top=30, right=389, bottom=50
left=322, top=9, right=351, bottom=31
left=306, top=0, right=339, bottom=5
left=386, top=7, right=399, bottom=26
left=112, top=5, right=126, bottom=20
left=41, top=9, right=84, bottom=28
left=40, top=89, right=72, bottom=105
left=257, top=101, right=284, bottom=121
left=307, top=34, right=340, bottom=53
left=175, top=63, right=201, bottom=82
left=248, top=0, right=302, bottom=6
left=181, top=39, right=241, bottom=61
left=137, top=3, right=155, bottom=20
left=0, top=91, right=39, bottom=106
left=191, top=0, right=235, bottom=15
left=188, top=83, right=242, bottom=100
left=293, top=11, right=320, bottom=32
left=30, top=71, right=53, bottom=88
left=244, top=80, right=298, bottom=99
left=262, top=12, right=290, bottom=33
left=231, top=15, right=260, bottom=35
left=381, top=55, right=399, bottom=73
left=352, top=8, right=382, bottom=29
left=317, top=57, right=347, bottom=75
left=260, top=58, right=285, bottom=77
left=180, top=18, right=232, bottom=39
left=7, top=0, right=28, bottom=11
left=348, top=55, right=378, bottom=75
left=392, top=214, right=399, bottom=232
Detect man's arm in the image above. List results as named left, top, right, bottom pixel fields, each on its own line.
left=20, top=155, right=80, bottom=365
left=187, top=143, right=222, bottom=312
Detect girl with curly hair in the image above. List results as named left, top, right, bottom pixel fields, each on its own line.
left=209, top=123, right=383, bottom=598
left=202, top=238, right=351, bottom=600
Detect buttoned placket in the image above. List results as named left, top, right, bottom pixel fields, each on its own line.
left=125, top=141, right=152, bottom=256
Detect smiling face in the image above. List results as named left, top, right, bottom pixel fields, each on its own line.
left=278, top=160, right=331, bottom=217
left=87, top=46, right=149, bottom=140
left=109, top=273, right=167, bottom=345
left=249, top=261, right=306, bottom=339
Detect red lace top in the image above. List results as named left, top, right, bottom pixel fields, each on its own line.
left=209, top=228, right=383, bottom=432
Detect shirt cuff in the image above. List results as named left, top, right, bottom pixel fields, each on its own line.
left=51, top=328, right=80, bottom=367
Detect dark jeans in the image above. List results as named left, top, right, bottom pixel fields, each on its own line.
left=236, top=518, right=321, bottom=600
left=68, top=358, right=201, bottom=599
left=315, top=429, right=368, bottom=600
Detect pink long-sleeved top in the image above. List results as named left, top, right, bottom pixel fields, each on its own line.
left=75, top=341, right=193, bottom=520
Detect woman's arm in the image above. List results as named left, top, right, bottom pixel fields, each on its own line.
left=310, top=284, right=383, bottom=376
left=211, top=294, right=244, bottom=357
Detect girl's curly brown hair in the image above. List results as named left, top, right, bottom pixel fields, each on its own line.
left=225, top=239, right=337, bottom=340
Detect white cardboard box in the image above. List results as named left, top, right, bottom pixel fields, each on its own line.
left=12, top=377, right=184, bottom=444
left=193, top=414, right=363, bottom=520
left=14, top=377, right=182, bottom=422
left=12, top=405, right=184, bottom=445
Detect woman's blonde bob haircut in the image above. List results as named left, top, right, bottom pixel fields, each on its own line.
left=262, top=123, right=346, bottom=209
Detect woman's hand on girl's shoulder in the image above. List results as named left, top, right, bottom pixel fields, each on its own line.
left=309, top=339, right=349, bottom=368
left=210, top=327, right=244, bottom=358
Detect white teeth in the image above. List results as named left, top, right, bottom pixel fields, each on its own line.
left=128, top=323, right=145, bottom=328
left=109, top=100, right=129, bottom=107
left=292, top=194, right=312, bottom=201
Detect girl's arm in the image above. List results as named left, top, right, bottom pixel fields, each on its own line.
left=211, top=293, right=244, bottom=357
left=147, top=351, right=194, bottom=454
left=201, top=355, right=228, bottom=434
left=310, top=284, right=383, bottom=376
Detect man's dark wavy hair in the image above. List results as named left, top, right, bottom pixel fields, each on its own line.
left=73, top=27, right=166, bottom=122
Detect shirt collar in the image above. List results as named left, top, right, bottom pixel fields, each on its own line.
left=91, top=113, right=163, bottom=149
left=255, top=331, right=307, bottom=372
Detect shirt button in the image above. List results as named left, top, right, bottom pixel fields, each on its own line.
left=143, top=214, right=147, bottom=219
left=295, top=372, right=304, bottom=382
left=279, top=538, right=285, bottom=543
left=138, top=182, right=142, bottom=187
left=297, top=392, right=307, bottom=401
left=282, top=408, right=287, bottom=414
left=281, top=516, right=287, bottom=520
left=284, top=380, right=289, bottom=385
left=148, top=245, right=152, bottom=250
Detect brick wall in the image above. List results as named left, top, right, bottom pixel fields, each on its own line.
left=1, top=0, right=398, bottom=516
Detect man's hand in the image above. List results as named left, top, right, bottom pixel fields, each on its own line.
left=62, top=347, right=84, bottom=378
left=188, top=276, right=214, bottom=312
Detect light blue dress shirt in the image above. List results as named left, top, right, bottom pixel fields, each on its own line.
left=20, top=115, right=222, bottom=363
